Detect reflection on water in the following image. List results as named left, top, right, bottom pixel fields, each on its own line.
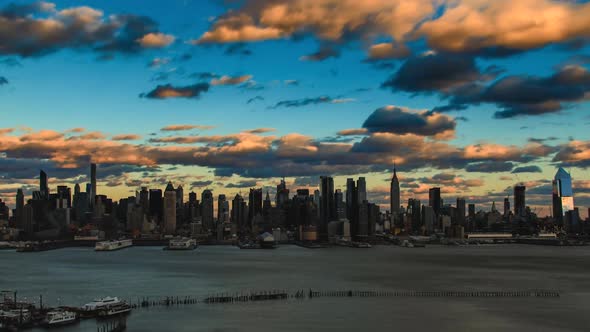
left=1, top=245, right=589, bottom=331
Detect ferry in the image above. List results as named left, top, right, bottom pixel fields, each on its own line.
left=97, top=303, right=132, bottom=317
left=83, top=297, right=124, bottom=312
left=95, top=239, right=133, bottom=251
left=166, top=237, right=198, bottom=250
left=44, top=310, right=78, bottom=327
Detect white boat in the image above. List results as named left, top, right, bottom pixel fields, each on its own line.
left=83, top=297, right=123, bottom=311
left=97, top=303, right=132, bottom=317
left=166, top=237, right=198, bottom=250
left=95, top=239, right=133, bottom=251
left=44, top=310, right=78, bottom=326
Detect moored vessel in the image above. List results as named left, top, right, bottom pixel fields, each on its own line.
left=44, top=310, right=78, bottom=327
left=95, top=239, right=133, bottom=251
left=165, top=237, right=198, bottom=250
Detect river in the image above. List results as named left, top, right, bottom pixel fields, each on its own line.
left=1, top=245, right=589, bottom=331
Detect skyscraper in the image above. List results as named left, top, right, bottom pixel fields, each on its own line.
left=218, top=194, right=229, bottom=224
left=231, top=194, right=245, bottom=228
left=456, top=197, right=466, bottom=226
left=429, top=187, right=441, bottom=216
left=15, top=189, right=24, bottom=229
left=149, top=189, right=163, bottom=221
left=390, top=164, right=400, bottom=215
left=201, top=189, right=214, bottom=230
left=163, top=182, right=177, bottom=234
left=503, top=197, right=511, bottom=217
left=40, top=170, right=48, bottom=199
left=176, top=185, right=184, bottom=208
left=514, top=185, right=526, bottom=217
left=552, top=167, right=574, bottom=224
left=276, top=178, right=289, bottom=208
left=346, top=178, right=356, bottom=220
left=90, top=163, right=97, bottom=208
left=263, top=191, right=271, bottom=217
left=334, top=189, right=346, bottom=220
left=319, top=176, right=334, bottom=240
left=248, top=188, right=263, bottom=227
left=357, top=177, right=367, bottom=203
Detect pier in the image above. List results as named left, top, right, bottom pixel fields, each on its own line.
left=1, top=288, right=560, bottom=330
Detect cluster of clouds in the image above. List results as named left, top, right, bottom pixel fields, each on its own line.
left=0, top=111, right=584, bottom=182
left=189, top=0, right=590, bottom=119
left=196, top=0, right=590, bottom=60
left=0, top=1, right=174, bottom=58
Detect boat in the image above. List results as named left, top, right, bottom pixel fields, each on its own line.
left=165, top=237, right=198, bottom=250
left=257, top=232, right=277, bottom=249
left=82, top=297, right=124, bottom=312
left=97, top=303, right=132, bottom=317
left=16, top=241, right=68, bottom=252
left=95, top=239, right=133, bottom=251
left=44, top=310, right=78, bottom=327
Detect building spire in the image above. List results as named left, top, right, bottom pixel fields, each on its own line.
left=392, top=161, right=398, bottom=180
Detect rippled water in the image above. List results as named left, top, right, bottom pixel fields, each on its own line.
left=1, top=245, right=589, bottom=331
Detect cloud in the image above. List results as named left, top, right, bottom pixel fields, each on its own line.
left=195, top=0, right=436, bottom=56
left=136, top=32, right=175, bottom=48
left=0, top=125, right=561, bottom=181
left=195, top=0, right=590, bottom=61
left=147, top=57, right=171, bottom=68
left=224, top=43, right=252, bottom=56
left=442, top=65, right=590, bottom=118
left=553, top=140, right=590, bottom=168
left=382, top=53, right=501, bottom=94
left=0, top=58, right=22, bottom=67
left=244, top=128, right=276, bottom=134
left=511, top=165, right=543, bottom=173
left=141, top=83, right=210, bottom=99
left=270, top=96, right=353, bottom=109
left=112, top=134, right=142, bottom=141
left=415, top=0, right=590, bottom=56
left=362, top=106, right=456, bottom=137
left=465, top=161, right=514, bottom=173
left=160, top=125, right=215, bottom=131
left=299, top=46, right=339, bottom=62
left=211, top=75, right=253, bottom=86
left=367, top=43, right=410, bottom=61
left=247, top=96, right=264, bottom=104
left=0, top=2, right=174, bottom=57
left=0, top=128, right=14, bottom=135
left=225, top=180, right=259, bottom=188
left=189, top=72, right=220, bottom=80
left=191, top=180, right=213, bottom=188
left=337, top=128, right=368, bottom=136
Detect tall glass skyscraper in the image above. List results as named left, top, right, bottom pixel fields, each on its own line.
left=552, top=167, right=574, bottom=223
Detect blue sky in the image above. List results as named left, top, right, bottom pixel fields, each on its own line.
left=1, top=0, right=590, bottom=217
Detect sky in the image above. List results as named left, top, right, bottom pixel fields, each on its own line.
left=0, top=0, right=590, bottom=218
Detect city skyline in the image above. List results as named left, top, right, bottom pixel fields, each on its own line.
left=0, top=0, right=590, bottom=219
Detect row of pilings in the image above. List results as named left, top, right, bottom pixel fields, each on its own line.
left=308, top=290, right=560, bottom=298
left=127, top=289, right=559, bottom=309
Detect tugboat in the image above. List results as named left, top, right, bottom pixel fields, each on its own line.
left=165, top=237, right=198, bottom=250
left=43, top=310, right=78, bottom=327
left=95, top=239, right=133, bottom=251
